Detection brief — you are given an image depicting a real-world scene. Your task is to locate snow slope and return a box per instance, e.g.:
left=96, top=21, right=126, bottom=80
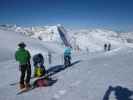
left=0, top=29, right=133, bottom=100
left=69, top=29, right=125, bottom=52
left=0, top=29, right=65, bottom=62
left=0, top=47, right=133, bottom=100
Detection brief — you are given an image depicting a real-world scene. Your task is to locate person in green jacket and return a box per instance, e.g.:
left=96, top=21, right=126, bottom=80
left=15, top=42, right=31, bottom=89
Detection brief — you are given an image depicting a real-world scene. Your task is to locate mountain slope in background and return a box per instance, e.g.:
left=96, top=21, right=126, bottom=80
left=0, top=29, right=65, bottom=62
left=0, top=24, right=133, bottom=52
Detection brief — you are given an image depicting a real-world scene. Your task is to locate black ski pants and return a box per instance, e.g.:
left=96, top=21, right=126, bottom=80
left=20, top=64, right=31, bottom=85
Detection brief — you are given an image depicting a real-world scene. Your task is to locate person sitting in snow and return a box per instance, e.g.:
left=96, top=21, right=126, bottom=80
left=15, top=42, right=31, bottom=89
left=33, top=53, right=46, bottom=77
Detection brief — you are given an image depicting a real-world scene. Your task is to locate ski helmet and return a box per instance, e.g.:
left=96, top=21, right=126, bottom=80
left=18, top=42, right=26, bottom=48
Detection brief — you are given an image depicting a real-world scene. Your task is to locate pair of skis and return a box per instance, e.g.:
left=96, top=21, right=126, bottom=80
left=17, top=74, right=57, bottom=95
left=15, top=72, right=55, bottom=95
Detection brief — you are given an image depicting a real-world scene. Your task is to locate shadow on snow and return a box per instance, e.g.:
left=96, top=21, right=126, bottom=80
left=103, top=85, right=133, bottom=100
left=46, top=60, right=81, bottom=76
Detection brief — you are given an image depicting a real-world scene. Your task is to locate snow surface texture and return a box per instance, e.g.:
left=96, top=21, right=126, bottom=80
left=0, top=27, right=133, bottom=100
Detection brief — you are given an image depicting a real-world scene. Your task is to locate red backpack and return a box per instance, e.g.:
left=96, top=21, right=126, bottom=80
left=36, top=79, right=48, bottom=87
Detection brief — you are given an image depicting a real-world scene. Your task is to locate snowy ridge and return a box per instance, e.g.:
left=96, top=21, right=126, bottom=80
left=0, top=24, right=70, bottom=46
left=57, top=25, right=72, bottom=47
left=1, top=24, right=133, bottom=52
left=0, top=29, right=65, bottom=62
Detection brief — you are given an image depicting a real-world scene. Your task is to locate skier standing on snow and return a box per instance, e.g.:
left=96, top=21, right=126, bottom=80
left=108, top=43, right=111, bottom=51
left=104, top=43, right=107, bottom=51
left=64, top=46, right=71, bottom=67
left=15, top=42, right=31, bottom=89
left=33, top=53, right=46, bottom=77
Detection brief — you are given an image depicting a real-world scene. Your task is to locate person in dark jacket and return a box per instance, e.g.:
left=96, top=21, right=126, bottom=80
left=33, top=53, right=46, bottom=77
left=104, top=43, right=107, bottom=51
left=15, top=42, right=31, bottom=89
left=108, top=43, right=111, bottom=51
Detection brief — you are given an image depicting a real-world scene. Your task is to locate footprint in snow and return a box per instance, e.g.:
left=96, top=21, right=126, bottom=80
left=70, top=80, right=81, bottom=87
left=58, top=90, right=67, bottom=95
left=52, top=89, right=67, bottom=100
left=52, top=94, right=60, bottom=100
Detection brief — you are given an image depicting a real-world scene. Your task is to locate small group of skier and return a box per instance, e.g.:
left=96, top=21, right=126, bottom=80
left=15, top=42, right=72, bottom=90
left=104, top=43, right=111, bottom=51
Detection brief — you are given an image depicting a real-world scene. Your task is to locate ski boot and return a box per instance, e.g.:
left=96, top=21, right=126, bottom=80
left=19, top=83, right=25, bottom=89
left=25, top=83, right=31, bottom=89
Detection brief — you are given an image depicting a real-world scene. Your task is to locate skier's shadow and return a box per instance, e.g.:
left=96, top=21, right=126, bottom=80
left=46, top=60, right=81, bottom=77
left=103, top=85, right=133, bottom=100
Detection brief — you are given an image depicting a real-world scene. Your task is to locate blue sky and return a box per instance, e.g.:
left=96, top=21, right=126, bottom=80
left=0, top=0, right=133, bottom=31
